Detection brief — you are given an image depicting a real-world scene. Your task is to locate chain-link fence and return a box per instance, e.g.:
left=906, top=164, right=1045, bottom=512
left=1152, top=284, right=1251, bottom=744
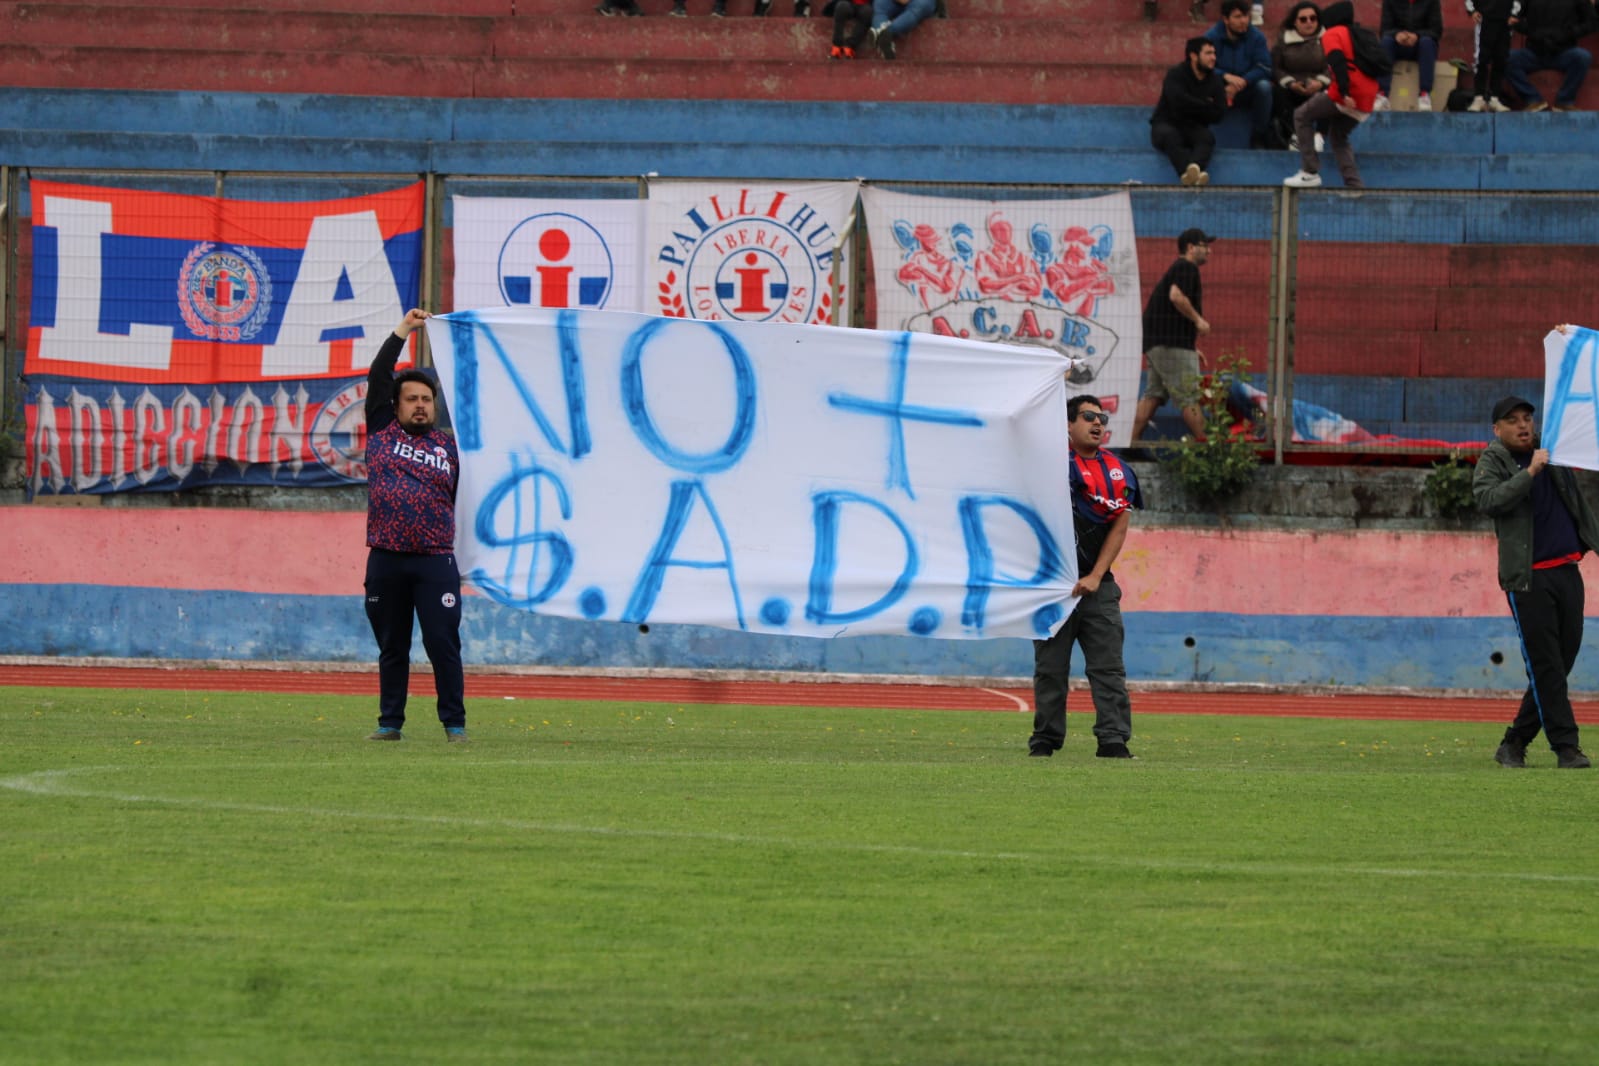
left=8, top=169, right=1595, bottom=466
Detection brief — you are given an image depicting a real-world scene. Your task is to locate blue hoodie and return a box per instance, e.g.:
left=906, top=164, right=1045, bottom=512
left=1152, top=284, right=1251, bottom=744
left=1204, top=18, right=1273, bottom=84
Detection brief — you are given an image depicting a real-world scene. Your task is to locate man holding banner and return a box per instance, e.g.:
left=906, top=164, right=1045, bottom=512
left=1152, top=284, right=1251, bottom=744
left=1029, top=394, right=1143, bottom=760
left=1473, top=391, right=1595, bottom=770
left=362, top=309, right=468, bottom=744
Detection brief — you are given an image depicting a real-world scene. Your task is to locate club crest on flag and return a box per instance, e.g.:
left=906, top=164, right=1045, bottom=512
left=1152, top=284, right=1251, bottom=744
left=177, top=242, right=274, bottom=342
left=647, top=181, right=858, bottom=326
left=497, top=212, right=615, bottom=309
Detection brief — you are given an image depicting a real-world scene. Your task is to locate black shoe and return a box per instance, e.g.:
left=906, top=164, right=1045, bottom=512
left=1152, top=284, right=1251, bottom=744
left=875, top=24, right=895, bottom=58
left=1494, top=740, right=1527, bottom=768
left=711, top=0, right=726, bottom=13
left=1096, top=742, right=1137, bottom=759
left=754, top=0, right=772, bottom=13
left=1143, top=0, right=1157, bottom=18
left=670, top=2, right=687, bottom=14
left=1028, top=747, right=1053, bottom=758
left=1556, top=746, right=1592, bottom=769
left=795, top=0, right=811, bottom=14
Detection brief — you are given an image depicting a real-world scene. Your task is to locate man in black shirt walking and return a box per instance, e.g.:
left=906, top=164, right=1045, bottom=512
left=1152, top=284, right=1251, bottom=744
left=1131, top=228, right=1214, bottom=443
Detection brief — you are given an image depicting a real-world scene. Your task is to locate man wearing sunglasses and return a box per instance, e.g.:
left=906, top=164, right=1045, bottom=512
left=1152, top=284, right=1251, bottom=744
left=1029, top=393, right=1144, bottom=760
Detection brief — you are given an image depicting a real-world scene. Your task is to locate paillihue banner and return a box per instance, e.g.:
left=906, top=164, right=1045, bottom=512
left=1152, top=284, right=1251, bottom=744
left=451, top=196, right=646, bottom=314
left=644, top=180, right=857, bottom=325
left=1543, top=324, right=1599, bottom=469
left=425, top=307, right=1077, bottom=640
left=861, top=189, right=1141, bottom=446
left=23, top=181, right=423, bottom=495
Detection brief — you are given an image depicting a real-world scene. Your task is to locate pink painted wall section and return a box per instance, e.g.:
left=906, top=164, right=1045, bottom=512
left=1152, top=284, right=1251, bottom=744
left=9, top=507, right=368, bottom=597
left=6, top=507, right=1593, bottom=619
left=1117, top=528, right=1599, bottom=618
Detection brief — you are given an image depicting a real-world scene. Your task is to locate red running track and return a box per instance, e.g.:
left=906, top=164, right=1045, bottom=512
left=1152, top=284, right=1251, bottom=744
left=2, top=663, right=1592, bottom=724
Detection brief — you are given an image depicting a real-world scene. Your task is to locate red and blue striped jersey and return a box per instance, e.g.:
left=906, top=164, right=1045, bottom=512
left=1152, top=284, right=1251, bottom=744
left=1069, top=448, right=1141, bottom=570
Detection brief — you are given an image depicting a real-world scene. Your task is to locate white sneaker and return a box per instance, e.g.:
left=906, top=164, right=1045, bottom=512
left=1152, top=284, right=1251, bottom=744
left=1373, top=93, right=1391, bottom=112
left=1181, top=162, right=1203, bottom=186
left=1467, top=96, right=1487, bottom=112
left=1287, top=134, right=1300, bottom=151
left=1250, top=2, right=1264, bottom=23
left=1283, top=169, right=1322, bottom=187
left=1417, top=92, right=1432, bottom=111
left=1314, top=132, right=1325, bottom=152
left=1488, top=97, right=1511, bottom=112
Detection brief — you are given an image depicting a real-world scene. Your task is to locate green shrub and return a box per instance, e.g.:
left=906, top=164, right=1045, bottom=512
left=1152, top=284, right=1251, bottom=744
left=1160, top=350, right=1261, bottom=504
left=1424, top=451, right=1477, bottom=518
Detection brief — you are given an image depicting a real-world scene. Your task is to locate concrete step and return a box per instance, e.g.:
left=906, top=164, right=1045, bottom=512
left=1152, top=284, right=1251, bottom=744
left=0, top=3, right=498, bottom=56
left=0, top=44, right=1170, bottom=104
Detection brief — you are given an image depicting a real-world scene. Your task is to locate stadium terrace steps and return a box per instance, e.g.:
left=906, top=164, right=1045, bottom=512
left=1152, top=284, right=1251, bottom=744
left=3, top=1, right=1593, bottom=110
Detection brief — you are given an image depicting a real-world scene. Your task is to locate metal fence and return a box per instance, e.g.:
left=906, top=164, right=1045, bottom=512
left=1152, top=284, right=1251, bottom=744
left=8, top=168, right=1597, bottom=465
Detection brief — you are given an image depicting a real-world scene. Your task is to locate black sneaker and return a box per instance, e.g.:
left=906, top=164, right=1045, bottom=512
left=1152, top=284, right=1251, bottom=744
left=711, top=0, right=726, bottom=13
left=1494, top=740, right=1527, bottom=768
left=1556, top=746, right=1591, bottom=769
left=670, top=2, right=687, bottom=14
left=1028, top=747, right=1053, bottom=758
left=1096, top=742, right=1137, bottom=759
left=754, top=0, right=772, bottom=14
left=795, top=0, right=811, bottom=14
left=875, top=24, right=895, bottom=59
left=367, top=727, right=403, bottom=741
left=596, top=2, right=619, bottom=13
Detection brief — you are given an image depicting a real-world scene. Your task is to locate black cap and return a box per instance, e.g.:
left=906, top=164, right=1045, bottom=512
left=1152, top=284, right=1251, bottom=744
left=1491, top=395, right=1535, bottom=422
left=1178, top=227, right=1217, bottom=251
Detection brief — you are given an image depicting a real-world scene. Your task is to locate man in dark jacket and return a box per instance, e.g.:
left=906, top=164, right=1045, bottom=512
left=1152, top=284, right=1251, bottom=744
left=1472, top=391, right=1598, bottom=770
left=1205, top=0, right=1276, bottom=145
left=1375, top=0, right=1445, bottom=110
left=1151, top=37, right=1228, bottom=185
left=1506, top=0, right=1596, bottom=109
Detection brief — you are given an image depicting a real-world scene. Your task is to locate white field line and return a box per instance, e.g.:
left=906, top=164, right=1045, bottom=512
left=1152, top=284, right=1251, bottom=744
left=5, top=766, right=1598, bottom=885
left=979, top=686, right=1030, bottom=712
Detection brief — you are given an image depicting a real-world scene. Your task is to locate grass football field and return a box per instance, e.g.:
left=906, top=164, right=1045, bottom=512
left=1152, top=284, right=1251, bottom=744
left=2, top=684, right=1595, bottom=1065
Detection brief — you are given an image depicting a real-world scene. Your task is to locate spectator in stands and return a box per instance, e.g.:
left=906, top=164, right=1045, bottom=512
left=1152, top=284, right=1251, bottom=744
left=1506, top=0, right=1595, bottom=109
left=1465, top=0, right=1521, bottom=110
left=1150, top=37, right=1229, bottom=185
left=870, top=0, right=935, bottom=59
left=1274, top=3, right=1332, bottom=149
left=1473, top=387, right=1596, bottom=770
left=1374, top=0, right=1445, bottom=110
left=1284, top=0, right=1374, bottom=187
left=1131, top=228, right=1214, bottom=444
left=825, top=0, right=873, bottom=54
left=1206, top=0, right=1278, bottom=147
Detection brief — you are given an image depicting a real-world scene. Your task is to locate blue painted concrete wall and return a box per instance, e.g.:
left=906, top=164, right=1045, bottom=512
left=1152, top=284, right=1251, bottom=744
left=0, top=583, right=1556, bottom=691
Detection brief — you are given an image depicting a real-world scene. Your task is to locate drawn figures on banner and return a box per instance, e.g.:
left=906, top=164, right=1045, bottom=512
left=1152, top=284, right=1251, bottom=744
left=656, top=188, right=841, bottom=325
left=888, top=213, right=1122, bottom=385
left=497, top=212, right=615, bottom=310
left=444, top=312, right=1068, bottom=639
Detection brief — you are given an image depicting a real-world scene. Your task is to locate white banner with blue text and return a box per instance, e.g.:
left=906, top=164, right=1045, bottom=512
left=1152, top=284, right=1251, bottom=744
left=644, top=180, right=857, bottom=325
left=452, top=196, right=646, bottom=314
left=1542, top=324, right=1599, bottom=470
left=860, top=188, right=1142, bottom=447
left=424, top=307, right=1078, bottom=640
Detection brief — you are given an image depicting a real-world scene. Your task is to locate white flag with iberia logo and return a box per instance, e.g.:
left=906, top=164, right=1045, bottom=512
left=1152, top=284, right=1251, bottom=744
left=452, top=196, right=646, bottom=314
left=644, top=180, right=858, bottom=325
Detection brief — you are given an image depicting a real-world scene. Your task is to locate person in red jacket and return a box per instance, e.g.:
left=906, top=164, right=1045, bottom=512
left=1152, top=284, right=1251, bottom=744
left=1284, top=0, right=1375, bottom=188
